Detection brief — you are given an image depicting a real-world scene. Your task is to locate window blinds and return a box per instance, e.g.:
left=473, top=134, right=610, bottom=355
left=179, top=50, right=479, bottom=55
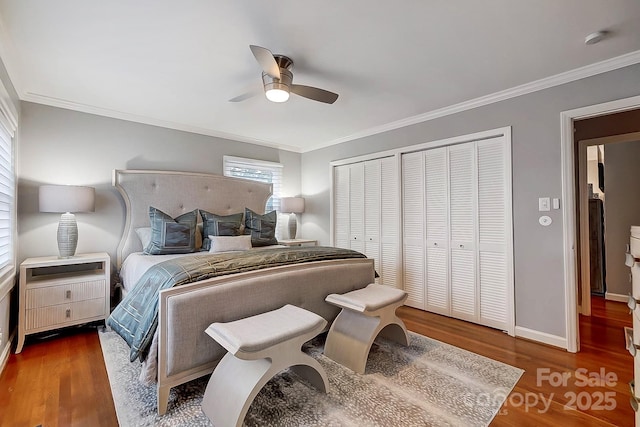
left=0, top=103, right=15, bottom=271
left=222, top=155, right=283, bottom=213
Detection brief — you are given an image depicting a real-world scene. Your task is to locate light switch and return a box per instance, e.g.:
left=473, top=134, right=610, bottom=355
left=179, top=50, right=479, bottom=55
left=538, top=197, right=550, bottom=211
left=552, top=198, right=560, bottom=210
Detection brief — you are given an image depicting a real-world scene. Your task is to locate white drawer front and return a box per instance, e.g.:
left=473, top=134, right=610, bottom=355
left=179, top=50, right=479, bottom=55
left=25, top=298, right=105, bottom=330
left=633, top=265, right=640, bottom=299
left=26, top=279, right=105, bottom=309
left=632, top=236, right=640, bottom=258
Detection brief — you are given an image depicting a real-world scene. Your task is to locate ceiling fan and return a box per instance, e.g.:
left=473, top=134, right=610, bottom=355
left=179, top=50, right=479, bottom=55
left=229, top=45, right=339, bottom=104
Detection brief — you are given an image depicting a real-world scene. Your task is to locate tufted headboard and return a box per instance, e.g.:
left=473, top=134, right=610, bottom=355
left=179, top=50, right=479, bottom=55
left=112, top=169, right=272, bottom=269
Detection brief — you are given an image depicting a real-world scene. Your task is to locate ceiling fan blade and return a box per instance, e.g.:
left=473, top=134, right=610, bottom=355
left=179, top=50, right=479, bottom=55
left=249, top=45, right=281, bottom=79
left=291, top=84, right=339, bottom=104
left=229, top=89, right=261, bottom=102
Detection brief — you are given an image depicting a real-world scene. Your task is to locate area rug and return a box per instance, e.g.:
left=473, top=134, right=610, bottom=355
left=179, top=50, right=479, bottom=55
left=99, top=330, right=523, bottom=426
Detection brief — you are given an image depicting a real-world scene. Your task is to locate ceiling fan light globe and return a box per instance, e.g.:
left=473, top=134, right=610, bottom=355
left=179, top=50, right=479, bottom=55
left=266, top=88, right=290, bottom=103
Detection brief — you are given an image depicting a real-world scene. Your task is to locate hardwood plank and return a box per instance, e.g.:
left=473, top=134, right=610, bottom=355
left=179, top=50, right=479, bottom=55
left=0, top=326, right=118, bottom=427
left=0, top=296, right=632, bottom=426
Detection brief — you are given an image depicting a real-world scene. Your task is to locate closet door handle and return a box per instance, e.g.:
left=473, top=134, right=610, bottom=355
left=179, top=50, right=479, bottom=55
left=65, top=290, right=71, bottom=299
left=65, top=309, right=71, bottom=318
left=459, top=244, right=464, bottom=248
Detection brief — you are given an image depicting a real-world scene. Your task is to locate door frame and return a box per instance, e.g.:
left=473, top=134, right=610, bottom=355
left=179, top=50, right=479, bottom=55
left=561, top=95, right=640, bottom=353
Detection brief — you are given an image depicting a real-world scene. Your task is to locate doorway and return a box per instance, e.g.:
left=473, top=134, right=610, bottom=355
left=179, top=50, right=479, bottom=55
left=577, top=132, right=640, bottom=317
left=561, top=95, right=640, bottom=353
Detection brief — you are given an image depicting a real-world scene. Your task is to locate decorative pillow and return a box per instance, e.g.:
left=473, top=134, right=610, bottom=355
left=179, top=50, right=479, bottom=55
left=244, top=208, right=278, bottom=247
left=136, top=225, right=203, bottom=251
left=144, top=207, right=198, bottom=255
left=208, top=235, right=252, bottom=253
left=200, top=210, right=243, bottom=251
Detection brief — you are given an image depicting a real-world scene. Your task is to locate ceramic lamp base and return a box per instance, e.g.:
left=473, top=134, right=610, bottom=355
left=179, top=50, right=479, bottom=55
left=57, top=212, right=78, bottom=258
left=288, top=213, right=298, bottom=240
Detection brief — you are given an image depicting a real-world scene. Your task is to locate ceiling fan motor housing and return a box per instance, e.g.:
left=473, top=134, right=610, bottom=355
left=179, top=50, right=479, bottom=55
left=262, top=68, right=293, bottom=93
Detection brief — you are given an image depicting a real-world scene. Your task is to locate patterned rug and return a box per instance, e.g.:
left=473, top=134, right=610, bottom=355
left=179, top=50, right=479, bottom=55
left=99, top=329, right=522, bottom=426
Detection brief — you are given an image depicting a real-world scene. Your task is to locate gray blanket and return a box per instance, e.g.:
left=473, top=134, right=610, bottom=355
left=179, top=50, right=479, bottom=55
left=107, top=246, right=366, bottom=361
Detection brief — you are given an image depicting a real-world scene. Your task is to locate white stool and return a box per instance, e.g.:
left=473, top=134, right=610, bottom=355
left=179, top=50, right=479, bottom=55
left=324, top=283, right=409, bottom=374
left=201, top=304, right=329, bottom=427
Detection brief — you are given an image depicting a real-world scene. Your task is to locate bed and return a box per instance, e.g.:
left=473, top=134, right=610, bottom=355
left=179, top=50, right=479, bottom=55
left=109, top=169, right=376, bottom=415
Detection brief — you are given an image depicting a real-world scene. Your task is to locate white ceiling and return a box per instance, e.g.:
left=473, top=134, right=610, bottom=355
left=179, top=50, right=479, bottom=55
left=1, top=1, right=639, bottom=153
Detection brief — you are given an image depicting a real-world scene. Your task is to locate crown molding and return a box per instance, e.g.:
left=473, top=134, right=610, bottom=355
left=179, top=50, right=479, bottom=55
left=22, top=92, right=303, bottom=153
left=303, top=49, right=640, bottom=153
left=11, top=48, right=640, bottom=154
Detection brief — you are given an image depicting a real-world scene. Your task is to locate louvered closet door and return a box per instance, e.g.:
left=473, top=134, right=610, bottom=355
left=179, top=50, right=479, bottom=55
left=364, top=159, right=381, bottom=283
left=477, top=137, right=509, bottom=330
left=402, top=152, right=425, bottom=308
left=380, top=157, right=400, bottom=288
left=333, top=165, right=351, bottom=249
left=349, top=162, right=365, bottom=253
left=448, top=143, right=477, bottom=322
left=424, top=148, right=449, bottom=315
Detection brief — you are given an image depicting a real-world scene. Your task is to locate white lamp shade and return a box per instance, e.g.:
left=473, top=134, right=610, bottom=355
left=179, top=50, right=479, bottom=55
left=39, top=185, right=95, bottom=213
left=280, top=197, right=304, bottom=214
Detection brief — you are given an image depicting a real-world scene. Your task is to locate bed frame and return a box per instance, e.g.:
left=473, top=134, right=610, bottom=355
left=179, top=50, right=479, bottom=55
left=112, top=169, right=375, bottom=415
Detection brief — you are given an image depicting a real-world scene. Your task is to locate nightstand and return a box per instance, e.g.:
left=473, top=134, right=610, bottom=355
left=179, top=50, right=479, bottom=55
left=278, top=239, right=318, bottom=247
left=16, top=252, right=110, bottom=353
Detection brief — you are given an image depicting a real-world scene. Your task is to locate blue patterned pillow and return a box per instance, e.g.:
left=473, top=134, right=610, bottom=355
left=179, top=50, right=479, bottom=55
left=199, top=210, right=243, bottom=251
left=144, top=207, right=198, bottom=254
left=244, top=208, right=278, bottom=247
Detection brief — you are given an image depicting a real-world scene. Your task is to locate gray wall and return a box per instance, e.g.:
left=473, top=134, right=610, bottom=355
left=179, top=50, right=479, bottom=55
left=603, top=140, right=640, bottom=297
left=17, top=102, right=302, bottom=278
left=300, top=63, right=640, bottom=339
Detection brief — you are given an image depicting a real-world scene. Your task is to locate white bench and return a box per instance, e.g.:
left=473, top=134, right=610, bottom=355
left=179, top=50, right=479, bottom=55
left=324, top=283, right=409, bottom=374
left=201, top=304, right=329, bottom=427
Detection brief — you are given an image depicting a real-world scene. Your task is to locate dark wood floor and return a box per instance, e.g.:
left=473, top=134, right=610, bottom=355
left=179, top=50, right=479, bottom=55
left=0, top=296, right=633, bottom=426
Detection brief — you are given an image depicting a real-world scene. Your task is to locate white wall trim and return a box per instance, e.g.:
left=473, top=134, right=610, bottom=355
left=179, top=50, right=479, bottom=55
left=0, top=270, right=14, bottom=302
left=0, top=328, right=15, bottom=375
left=503, top=127, right=515, bottom=337
left=330, top=126, right=511, bottom=167
left=561, top=94, right=640, bottom=354
left=605, top=292, right=629, bottom=303
left=515, top=326, right=567, bottom=350
left=7, top=47, right=639, bottom=155
left=310, top=50, right=640, bottom=153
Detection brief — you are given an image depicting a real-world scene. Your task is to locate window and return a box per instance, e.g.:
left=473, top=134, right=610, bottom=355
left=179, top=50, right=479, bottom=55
left=223, top=155, right=284, bottom=239
left=0, top=86, right=17, bottom=274
left=223, top=156, right=283, bottom=212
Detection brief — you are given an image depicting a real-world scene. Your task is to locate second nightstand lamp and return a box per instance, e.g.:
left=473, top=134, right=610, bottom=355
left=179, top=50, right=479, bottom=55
left=280, top=197, right=305, bottom=239
left=39, top=185, right=95, bottom=258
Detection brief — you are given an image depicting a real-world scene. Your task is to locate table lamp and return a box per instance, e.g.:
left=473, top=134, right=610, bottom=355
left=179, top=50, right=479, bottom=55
left=39, top=185, right=95, bottom=257
left=280, top=197, right=305, bottom=239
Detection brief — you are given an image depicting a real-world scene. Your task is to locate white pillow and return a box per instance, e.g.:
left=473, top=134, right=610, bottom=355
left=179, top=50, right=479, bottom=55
left=135, top=227, right=152, bottom=249
left=208, top=235, right=252, bottom=253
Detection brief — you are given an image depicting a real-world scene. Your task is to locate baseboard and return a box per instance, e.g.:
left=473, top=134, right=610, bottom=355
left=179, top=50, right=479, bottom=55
left=515, top=326, right=567, bottom=350
left=0, top=329, right=14, bottom=376
left=605, top=292, right=628, bottom=303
